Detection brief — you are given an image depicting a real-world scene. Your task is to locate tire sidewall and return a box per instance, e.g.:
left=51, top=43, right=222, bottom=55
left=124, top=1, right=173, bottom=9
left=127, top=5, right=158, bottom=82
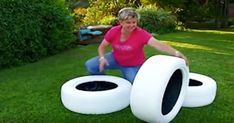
left=61, top=75, right=132, bottom=114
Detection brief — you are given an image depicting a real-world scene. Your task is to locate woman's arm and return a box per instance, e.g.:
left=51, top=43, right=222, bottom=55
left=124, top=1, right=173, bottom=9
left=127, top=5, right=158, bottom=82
left=147, top=37, right=188, bottom=64
left=98, top=39, right=110, bottom=72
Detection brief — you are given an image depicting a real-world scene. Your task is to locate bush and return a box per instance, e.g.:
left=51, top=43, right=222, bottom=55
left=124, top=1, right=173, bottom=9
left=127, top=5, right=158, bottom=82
left=79, top=0, right=127, bottom=26
left=100, top=15, right=118, bottom=25
left=136, top=6, right=178, bottom=34
left=228, top=17, right=234, bottom=26
left=0, top=0, right=76, bottom=69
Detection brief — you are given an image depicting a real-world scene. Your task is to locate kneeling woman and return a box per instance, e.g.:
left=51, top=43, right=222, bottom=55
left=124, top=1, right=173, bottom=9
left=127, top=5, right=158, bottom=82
left=85, top=7, right=188, bottom=83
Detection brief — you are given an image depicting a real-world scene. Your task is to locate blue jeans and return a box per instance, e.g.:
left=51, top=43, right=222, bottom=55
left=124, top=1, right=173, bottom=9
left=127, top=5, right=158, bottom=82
left=85, top=52, right=141, bottom=83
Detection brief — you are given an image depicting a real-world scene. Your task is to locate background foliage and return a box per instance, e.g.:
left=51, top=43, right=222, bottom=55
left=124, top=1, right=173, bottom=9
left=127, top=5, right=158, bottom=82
left=73, top=0, right=128, bottom=26
left=71, top=0, right=225, bottom=30
left=137, top=5, right=177, bottom=33
left=0, top=0, right=76, bottom=69
left=73, top=0, right=178, bottom=34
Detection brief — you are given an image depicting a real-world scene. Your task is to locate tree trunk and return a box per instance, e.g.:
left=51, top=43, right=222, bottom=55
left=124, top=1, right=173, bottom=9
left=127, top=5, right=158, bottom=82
left=215, top=0, right=221, bottom=28
left=215, top=0, right=229, bottom=28
left=223, top=0, right=229, bottom=27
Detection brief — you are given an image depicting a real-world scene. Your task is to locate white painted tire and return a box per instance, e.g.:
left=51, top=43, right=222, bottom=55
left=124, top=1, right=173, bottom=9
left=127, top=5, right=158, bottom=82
left=130, top=55, right=189, bottom=123
left=61, top=75, right=132, bottom=114
left=183, top=73, right=217, bottom=107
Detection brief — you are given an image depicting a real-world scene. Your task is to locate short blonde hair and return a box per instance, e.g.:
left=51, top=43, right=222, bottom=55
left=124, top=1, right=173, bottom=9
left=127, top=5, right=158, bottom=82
left=118, top=7, right=140, bottom=21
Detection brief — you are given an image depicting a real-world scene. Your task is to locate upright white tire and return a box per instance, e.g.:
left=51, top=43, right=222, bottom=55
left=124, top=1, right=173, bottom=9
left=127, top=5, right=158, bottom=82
left=61, top=75, right=132, bottom=114
left=130, top=55, right=189, bottom=123
left=183, top=73, right=217, bottom=107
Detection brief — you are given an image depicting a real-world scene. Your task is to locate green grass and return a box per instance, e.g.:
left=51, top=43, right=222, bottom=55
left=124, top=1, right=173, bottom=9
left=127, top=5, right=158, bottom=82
left=0, top=29, right=233, bottom=123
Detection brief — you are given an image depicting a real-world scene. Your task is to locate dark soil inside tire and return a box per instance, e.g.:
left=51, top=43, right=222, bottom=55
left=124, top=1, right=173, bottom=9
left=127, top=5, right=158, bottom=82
left=76, top=81, right=118, bottom=91
left=189, top=79, right=203, bottom=86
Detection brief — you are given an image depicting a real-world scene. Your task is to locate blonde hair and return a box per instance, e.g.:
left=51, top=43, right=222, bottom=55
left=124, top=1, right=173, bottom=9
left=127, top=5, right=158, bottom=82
left=118, top=7, right=140, bottom=21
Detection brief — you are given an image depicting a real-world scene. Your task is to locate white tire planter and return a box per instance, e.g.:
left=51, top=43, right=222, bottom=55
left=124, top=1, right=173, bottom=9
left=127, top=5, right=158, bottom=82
left=183, top=73, right=217, bottom=107
left=61, top=75, right=132, bottom=114
left=130, top=55, right=189, bottom=123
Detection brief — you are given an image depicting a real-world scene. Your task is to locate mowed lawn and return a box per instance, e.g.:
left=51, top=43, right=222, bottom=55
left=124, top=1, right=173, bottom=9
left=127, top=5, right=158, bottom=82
left=0, top=29, right=233, bottom=123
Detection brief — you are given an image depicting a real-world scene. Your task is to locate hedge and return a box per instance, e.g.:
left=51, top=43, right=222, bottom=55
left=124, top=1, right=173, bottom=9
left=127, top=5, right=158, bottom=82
left=0, top=0, right=76, bottom=69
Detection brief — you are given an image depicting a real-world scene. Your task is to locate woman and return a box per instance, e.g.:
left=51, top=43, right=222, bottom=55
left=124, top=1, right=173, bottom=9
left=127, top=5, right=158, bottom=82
left=85, top=7, right=188, bottom=83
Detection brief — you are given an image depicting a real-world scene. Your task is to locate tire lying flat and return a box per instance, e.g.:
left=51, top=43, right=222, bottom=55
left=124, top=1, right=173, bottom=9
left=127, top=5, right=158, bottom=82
left=183, top=73, right=217, bottom=107
left=130, top=55, right=189, bottom=123
left=61, top=75, right=132, bottom=114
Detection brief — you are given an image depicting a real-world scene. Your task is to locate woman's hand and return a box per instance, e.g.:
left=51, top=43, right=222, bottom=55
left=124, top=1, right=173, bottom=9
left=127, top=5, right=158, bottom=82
left=98, top=40, right=110, bottom=72
left=147, top=38, right=189, bottom=66
left=99, top=57, right=109, bottom=72
left=175, top=51, right=189, bottom=65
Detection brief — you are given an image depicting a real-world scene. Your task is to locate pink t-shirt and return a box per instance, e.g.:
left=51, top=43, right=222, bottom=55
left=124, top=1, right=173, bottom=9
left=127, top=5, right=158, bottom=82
left=104, top=25, right=152, bottom=67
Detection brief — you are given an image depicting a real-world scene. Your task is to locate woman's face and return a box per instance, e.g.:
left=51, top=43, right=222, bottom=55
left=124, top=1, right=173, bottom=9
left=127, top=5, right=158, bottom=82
left=119, top=17, right=137, bottom=33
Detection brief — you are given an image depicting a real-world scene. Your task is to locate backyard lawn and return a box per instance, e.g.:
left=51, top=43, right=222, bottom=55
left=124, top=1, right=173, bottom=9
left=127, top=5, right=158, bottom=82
left=0, top=29, right=233, bottom=123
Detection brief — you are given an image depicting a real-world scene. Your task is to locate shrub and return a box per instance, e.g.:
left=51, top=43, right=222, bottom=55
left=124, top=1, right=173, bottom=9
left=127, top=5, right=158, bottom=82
left=80, top=0, right=127, bottom=26
left=100, top=15, right=118, bottom=25
left=229, top=17, right=234, bottom=26
left=136, top=5, right=178, bottom=34
left=0, top=0, right=76, bottom=69
left=73, top=7, right=87, bottom=27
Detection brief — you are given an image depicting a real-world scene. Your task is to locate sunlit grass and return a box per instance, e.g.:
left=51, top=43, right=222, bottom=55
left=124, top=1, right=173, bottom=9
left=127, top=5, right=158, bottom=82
left=162, top=40, right=214, bottom=51
left=188, top=29, right=234, bottom=34
left=162, top=41, right=233, bottom=56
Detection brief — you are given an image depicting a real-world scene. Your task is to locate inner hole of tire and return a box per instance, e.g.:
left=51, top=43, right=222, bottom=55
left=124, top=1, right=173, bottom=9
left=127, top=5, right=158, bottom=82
left=189, top=79, right=203, bottom=86
left=76, top=81, right=118, bottom=91
left=162, top=69, right=183, bottom=115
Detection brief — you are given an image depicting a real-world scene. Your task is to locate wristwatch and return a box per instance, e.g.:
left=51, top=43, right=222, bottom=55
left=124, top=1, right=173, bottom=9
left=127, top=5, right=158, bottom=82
left=99, top=56, right=105, bottom=61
